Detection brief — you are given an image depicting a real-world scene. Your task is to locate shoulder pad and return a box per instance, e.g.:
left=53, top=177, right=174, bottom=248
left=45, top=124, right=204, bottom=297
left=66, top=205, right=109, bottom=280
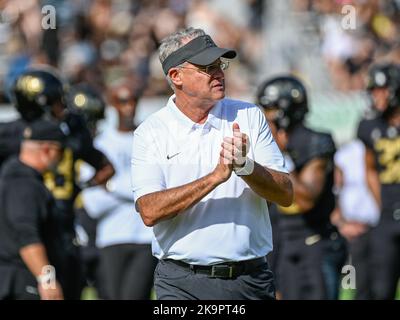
left=289, top=128, right=335, bottom=169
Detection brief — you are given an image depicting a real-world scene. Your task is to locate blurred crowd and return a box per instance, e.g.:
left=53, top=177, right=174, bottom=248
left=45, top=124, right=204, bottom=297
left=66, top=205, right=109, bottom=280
left=302, top=0, right=400, bottom=91
left=278, top=0, right=400, bottom=92
left=0, top=0, right=264, bottom=101
left=2, top=1, right=400, bottom=98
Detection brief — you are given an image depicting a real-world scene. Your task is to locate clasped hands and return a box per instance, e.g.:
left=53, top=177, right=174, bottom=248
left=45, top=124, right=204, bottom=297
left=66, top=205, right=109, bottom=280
left=219, top=122, right=249, bottom=170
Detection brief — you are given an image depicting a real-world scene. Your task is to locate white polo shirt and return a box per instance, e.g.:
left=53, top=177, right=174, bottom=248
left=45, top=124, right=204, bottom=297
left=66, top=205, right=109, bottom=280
left=131, top=95, right=288, bottom=265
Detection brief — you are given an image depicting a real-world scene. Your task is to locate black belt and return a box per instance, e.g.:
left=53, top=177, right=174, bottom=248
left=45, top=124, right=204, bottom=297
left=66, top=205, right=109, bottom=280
left=164, top=256, right=267, bottom=279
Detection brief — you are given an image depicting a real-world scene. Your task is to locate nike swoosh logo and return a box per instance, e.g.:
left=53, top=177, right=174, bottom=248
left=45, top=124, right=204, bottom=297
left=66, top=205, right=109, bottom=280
left=167, top=152, right=180, bottom=160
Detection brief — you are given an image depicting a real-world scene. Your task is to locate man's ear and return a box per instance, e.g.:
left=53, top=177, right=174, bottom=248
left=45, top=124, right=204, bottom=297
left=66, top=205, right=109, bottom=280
left=41, top=143, right=51, bottom=156
left=168, top=68, right=183, bottom=87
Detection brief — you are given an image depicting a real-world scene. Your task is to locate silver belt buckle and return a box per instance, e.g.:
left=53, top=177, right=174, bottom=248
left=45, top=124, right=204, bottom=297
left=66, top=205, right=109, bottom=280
left=210, top=265, right=234, bottom=278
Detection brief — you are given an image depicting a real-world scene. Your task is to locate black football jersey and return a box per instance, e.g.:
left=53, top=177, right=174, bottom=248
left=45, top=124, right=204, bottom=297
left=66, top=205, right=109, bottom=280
left=0, top=113, right=108, bottom=233
left=277, top=124, right=336, bottom=233
left=357, top=117, right=400, bottom=213
left=42, top=113, right=107, bottom=232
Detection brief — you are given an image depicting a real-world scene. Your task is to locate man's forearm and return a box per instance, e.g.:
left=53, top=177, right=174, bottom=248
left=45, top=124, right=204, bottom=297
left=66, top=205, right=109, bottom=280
left=365, top=148, right=381, bottom=208
left=91, top=163, right=115, bottom=186
left=366, top=168, right=381, bottom=208
left=240, top=161, right=293, bottom=207
left=289, top=175, right=318, bottom=212
left=19, top=243, right=51, bottom=278
left=20, top=243, right=63, bottom=300
left=137, top=172, right=223, bottom=226
left=286, top=158, right=328, bottom=212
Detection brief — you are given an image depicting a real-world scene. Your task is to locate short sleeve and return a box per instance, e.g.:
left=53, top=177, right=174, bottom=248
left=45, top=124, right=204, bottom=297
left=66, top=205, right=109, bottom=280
left=252, top=108, right=288, bottom=173
left=5, top=182, right=43, bottom=248
left=357, top=120, right=373, bottom=150
left=131, top=125, right=166, bottom=202
left=79, top=129, right=109, bottom=170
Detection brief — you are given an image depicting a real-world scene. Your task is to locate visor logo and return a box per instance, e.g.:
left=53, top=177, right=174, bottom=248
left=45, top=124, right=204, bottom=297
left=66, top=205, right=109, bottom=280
left=204, top=35, right=216, bottom=47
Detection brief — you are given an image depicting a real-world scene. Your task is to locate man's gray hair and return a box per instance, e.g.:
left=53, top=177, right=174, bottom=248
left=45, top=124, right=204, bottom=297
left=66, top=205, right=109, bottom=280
left=159, top=27, right=206, bottom=88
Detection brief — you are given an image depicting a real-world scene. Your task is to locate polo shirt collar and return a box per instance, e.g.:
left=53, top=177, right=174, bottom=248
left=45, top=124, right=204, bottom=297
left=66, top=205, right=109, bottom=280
left=207, top=100, right=222, bottom=130
left=167, top=95, right=195, bottom=133
left=167, top=95, right=222, bottom=133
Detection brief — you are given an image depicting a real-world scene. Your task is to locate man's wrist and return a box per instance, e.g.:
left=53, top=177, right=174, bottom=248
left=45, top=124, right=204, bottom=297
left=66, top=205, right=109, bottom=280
left=234, top=157, right=254, bottom=176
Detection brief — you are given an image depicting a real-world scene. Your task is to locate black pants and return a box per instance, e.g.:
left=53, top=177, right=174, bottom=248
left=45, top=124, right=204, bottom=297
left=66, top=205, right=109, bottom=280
left=266, top=206, right=281, bottom=290
left=347, top=230, right=372, bottom=300
left=57, top=244, right=84, bottom=300
left=100, top=243, right=157, bottom=300
left=277, top=229, right=347, bottom=300
left=154, top=259, right=275, bottom=300
left=369, top=217, right=400, bottom=300
left=0, top=251, right=81, bottom=300
left=75, top=207, right=105, bottom=297
left=0, top=266, right=39, bottom=300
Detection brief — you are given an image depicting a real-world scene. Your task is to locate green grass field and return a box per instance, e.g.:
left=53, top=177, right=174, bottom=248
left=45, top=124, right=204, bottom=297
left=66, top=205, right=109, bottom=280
left=339, top=282, right=400, bottom=300
left=81, top=284, right=400, bottom=300
left=80, top=287, right=157, bottom=300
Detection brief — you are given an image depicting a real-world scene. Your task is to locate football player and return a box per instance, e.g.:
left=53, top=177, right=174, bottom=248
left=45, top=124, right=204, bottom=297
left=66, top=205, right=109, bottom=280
left=257, top=75, right=347, bottom=300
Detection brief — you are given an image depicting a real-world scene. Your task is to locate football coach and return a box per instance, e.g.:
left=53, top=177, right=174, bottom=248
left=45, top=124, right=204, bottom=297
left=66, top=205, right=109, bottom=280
left=131, top=27, right=293, bottom=300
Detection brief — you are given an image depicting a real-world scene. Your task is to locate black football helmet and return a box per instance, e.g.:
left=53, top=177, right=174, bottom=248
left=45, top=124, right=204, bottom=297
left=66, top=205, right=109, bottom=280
left=67, top=83, right=106, bottom=132
left=386, top=84, right=400, bottom=113
left=256, top=75, right=308, bottom=130
left=11, top=67, right=68, bottom=122
left=366, top=63, right=400, bottom=91
left=366, top=63, right=400, bottom=116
